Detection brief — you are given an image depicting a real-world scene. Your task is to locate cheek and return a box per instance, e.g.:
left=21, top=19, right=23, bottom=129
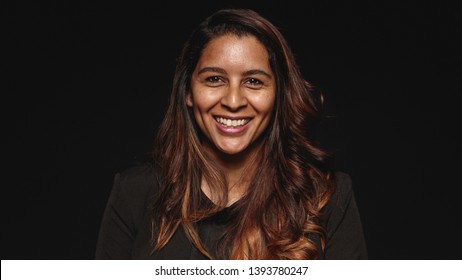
left=252, top=94, right=276, bottom=115
left=191, top=96, right=208, bottom=114
left=191, top=90, right=221, bottom=112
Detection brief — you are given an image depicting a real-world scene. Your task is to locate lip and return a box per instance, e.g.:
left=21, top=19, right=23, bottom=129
left=213, top=115, right=252, bottom=135
left=213, top=114, right=253, bottom=120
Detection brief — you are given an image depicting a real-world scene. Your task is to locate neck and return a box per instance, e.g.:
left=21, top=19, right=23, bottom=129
left=202, top=140, right=262, bottom=205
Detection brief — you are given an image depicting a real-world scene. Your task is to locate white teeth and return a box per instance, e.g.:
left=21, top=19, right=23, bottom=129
left=215, top=117, right=249, bottom=127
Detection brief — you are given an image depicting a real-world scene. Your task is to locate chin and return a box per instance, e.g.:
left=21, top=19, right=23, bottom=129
left=219, top=148, right=245, bottom=155
left=217, top=144, right=248, bottom=155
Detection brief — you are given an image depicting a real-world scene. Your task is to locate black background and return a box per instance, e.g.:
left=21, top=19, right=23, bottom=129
left=4, top=1, right=461, bottom=259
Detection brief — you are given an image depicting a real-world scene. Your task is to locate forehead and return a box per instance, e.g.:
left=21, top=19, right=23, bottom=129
left=196, top=34, right=271, bottom=70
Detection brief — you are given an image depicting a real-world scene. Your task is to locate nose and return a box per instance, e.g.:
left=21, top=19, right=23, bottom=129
left=220, top=83, right=248, bottom=111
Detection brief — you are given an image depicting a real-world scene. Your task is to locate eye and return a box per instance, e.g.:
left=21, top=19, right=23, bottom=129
left=205, top=76, right=224, bottom=84
left=245, top=78, right=263, bottom=88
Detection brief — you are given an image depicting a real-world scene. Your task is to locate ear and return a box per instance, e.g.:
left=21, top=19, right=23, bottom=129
left=186, top=92, right=193, bottom=107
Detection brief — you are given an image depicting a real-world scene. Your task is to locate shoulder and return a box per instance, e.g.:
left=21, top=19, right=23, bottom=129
left=322, top=171, right=355, bottom=227
left=322, top=171, right=368, bottom=259
left=332, top=171, right=354, bottom=204
left=109, top=161, right=161, bottom=215
left=95, top=162, right=161, bottom=259
left=115, top=162, right=159, bottom=193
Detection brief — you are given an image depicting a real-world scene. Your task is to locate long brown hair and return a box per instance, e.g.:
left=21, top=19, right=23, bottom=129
left=152, top=8, right=336, bottom=259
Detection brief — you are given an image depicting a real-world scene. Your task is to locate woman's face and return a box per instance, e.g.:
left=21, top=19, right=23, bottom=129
left=187, top=34, right=275, bottom=155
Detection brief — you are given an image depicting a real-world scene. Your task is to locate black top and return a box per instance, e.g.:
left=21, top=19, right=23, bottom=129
left=95, top=163, right=368, bottom=259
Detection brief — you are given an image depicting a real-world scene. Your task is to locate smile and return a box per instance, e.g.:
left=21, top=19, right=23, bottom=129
left=215, top=117, right=251, bottom=128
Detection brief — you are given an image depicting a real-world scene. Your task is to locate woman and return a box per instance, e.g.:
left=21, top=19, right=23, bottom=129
left=95, top=8, right=367, bottom=260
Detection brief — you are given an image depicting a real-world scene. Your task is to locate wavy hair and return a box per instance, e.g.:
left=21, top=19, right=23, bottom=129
left=152, top=8, right=336, bottom=259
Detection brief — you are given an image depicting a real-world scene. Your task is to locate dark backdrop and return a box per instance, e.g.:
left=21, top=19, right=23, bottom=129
left=5, top=1, right=461, bottom=259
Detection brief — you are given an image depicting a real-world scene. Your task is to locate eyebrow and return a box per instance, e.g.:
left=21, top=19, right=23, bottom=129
left=197, top=67, right=272, bottom=79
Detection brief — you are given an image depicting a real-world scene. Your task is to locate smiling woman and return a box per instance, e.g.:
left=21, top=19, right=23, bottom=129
left=188, top=35, right=275, bottom=155
left=187, top=35, right=275, bottom=205
left=95, top=8, right=368, bottom=260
